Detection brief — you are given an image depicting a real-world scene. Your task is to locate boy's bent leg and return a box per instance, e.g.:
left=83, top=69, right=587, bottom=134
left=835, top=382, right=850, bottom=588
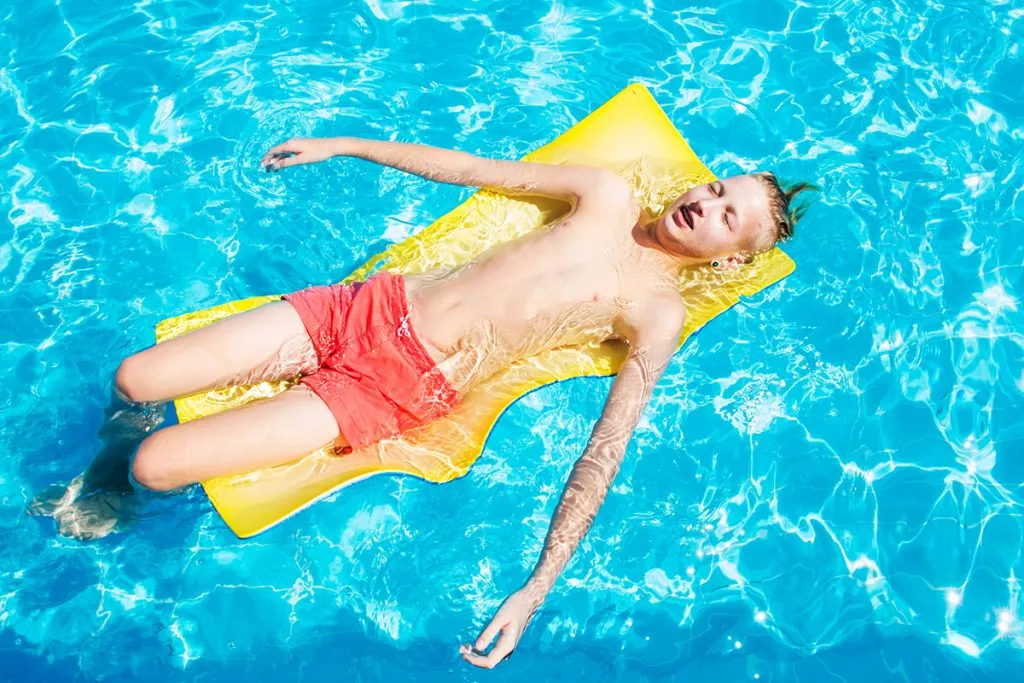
left=132, top=384, right=344, bottom=491
left=29, top=300, right=326, bottom=541
left=116, top=300, right=319, bottom=404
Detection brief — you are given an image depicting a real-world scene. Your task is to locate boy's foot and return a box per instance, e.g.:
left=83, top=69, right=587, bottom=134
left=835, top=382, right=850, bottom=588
left=27, top=396, right=163, bottom=541
left=27, top=475, right=133, bottom=541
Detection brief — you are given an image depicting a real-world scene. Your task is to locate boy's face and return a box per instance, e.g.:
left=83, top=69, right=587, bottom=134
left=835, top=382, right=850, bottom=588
left=652, top=174, right=771, bottom=262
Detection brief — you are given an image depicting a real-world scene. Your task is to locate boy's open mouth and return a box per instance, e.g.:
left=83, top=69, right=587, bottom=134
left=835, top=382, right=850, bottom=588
left=672, top=205, right=694, bottom=230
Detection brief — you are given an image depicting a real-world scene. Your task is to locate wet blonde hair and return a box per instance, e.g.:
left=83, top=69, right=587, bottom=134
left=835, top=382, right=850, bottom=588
left=754, top=172, right=818, bottom=248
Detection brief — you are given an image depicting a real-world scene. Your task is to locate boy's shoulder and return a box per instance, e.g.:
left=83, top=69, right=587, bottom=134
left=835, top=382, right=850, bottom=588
left=577, top=169, right=635, bottom=212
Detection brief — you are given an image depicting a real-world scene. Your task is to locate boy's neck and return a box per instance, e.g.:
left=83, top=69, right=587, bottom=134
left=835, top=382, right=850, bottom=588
left=631, top=210, right=707, bottom=277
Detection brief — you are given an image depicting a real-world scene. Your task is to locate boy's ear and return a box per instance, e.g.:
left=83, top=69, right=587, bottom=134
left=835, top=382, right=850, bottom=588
left=720, top=254, right=746, bottom=271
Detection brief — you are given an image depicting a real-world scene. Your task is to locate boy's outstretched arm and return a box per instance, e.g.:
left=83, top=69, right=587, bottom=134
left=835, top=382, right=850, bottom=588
left=460, top=295, right=686, bottom=669
left=260, top=136, right=628, bottom=203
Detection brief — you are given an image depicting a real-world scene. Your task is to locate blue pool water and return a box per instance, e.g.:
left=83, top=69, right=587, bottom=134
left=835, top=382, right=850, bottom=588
left=2, top=0, right=1023, bottom=680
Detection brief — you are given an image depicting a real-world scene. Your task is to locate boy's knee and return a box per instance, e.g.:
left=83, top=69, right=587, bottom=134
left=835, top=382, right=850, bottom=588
left=131, top=433, right=183, bottom=492
left=115, top=354, right=159, bottom=404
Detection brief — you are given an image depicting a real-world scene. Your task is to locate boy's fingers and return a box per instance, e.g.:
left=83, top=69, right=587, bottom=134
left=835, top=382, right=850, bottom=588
left=261, top=142, right=300, bottom=168
left=462, top=649, right=502, bottom=669
left=274, top=155, right=302, bottom=170
left=262, top=150, right=288, bottom=161
left=480, top=631, right=516, bottom=669
left=460, top=628, right=517, bottom=669
left=474, top=619, right=503, bottom=651
left=266, top=141, right=296, bottom=157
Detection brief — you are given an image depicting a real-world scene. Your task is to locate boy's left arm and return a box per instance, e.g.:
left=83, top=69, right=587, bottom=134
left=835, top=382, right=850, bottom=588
left=461, top=296, right=686, bottom=669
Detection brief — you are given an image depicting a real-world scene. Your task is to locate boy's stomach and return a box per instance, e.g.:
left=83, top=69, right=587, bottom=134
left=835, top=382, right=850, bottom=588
left=406, top=273, right=621, bottom=394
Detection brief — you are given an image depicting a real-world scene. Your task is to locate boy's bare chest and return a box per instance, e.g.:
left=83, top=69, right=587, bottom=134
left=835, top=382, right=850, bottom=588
left=479, top=211, right=641, bottom=296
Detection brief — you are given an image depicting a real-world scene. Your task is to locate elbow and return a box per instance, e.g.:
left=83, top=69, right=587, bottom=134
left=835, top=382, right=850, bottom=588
left=576, top=448, right=625, bottom=480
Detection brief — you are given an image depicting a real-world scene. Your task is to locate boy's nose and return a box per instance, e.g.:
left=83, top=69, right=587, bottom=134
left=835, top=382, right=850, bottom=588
left=687, top=201, right=703, bottom=217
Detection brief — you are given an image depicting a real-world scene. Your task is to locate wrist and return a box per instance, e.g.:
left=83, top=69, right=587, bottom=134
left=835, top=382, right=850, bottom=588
left=520, top=579, right=550, bottom=607
left=327, top=136, right=356, bottom=157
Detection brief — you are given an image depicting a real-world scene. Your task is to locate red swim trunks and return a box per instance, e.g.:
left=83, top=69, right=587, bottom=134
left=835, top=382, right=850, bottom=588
left=282, top=271, right=458, bottom=453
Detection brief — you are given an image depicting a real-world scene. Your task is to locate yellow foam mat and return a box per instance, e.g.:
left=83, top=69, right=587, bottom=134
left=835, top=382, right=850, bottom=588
left=155, top=84, right=795, bottom=537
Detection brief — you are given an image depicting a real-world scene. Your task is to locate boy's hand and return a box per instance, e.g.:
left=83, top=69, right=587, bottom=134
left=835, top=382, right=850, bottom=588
left=460, top=588, right=542, bottom=669
left=260, top=137, right=345, bottom=172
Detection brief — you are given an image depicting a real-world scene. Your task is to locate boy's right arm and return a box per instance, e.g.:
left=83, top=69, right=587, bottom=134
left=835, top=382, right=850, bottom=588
left=260, top=136, right=629, bottom=205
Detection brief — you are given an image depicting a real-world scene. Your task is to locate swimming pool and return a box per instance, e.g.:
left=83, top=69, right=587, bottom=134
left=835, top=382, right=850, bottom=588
left=2, top=0, right=1022, bottom=680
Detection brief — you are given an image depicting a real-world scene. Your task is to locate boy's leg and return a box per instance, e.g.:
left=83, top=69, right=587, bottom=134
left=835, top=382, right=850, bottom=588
left=131, top=384, right=344, bottom=491
left=28, top=384, right=345, bottom=539
left=28, top=299, right=323, bottom=539
left=115, top=300, right=319, bottom=403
